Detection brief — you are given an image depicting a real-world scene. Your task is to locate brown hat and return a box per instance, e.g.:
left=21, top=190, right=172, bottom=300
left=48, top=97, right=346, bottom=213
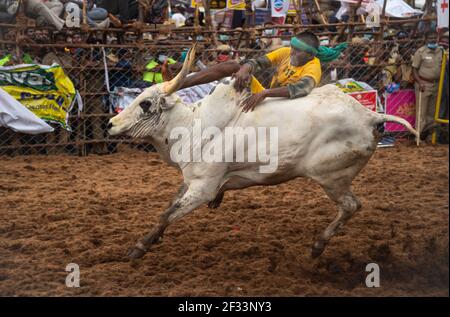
left=216, top=44, right=231, bottom=52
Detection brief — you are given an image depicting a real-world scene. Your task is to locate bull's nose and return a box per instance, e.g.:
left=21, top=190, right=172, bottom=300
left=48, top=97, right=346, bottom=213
left=107, top=122, right=113, bottom=130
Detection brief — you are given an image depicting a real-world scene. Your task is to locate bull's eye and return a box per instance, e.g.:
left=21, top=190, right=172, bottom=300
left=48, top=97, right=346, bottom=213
left=139, top=100, right=152, bottom=112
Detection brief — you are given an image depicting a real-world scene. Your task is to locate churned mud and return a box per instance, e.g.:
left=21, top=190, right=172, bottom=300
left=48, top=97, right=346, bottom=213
left=0, top=143, right=448, bottom=296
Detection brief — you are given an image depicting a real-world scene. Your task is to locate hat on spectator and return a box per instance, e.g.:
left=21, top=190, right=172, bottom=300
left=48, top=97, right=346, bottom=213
left=351, top=36, right=363, bottom=44
left=216, top=44, right=231, bottom=52
left=107, top=53, right=119, bottom=63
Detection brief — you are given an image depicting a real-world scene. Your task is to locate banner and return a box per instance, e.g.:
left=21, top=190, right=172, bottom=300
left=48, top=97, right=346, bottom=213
left=226, top=0, right=246, bottom=10
left=271, top=0, right=290, bottom=17
left=348, top=91, right=378, bottom=112
left=337, top=0, right=422, bottom=18
left=385, top=89, right=416, bottom=132
left=288, top=0, right=297, bottom=14
left=191, top=0, right=227, bottom=9
left=0, top=64, right=77, bottom=131
left=0, top=87, right=54, bottom=134
left=375, top=0, right=422, bottom=18
left=437, top=0, right=449, bottom=28
left=191, top=0, right=203, bottom=8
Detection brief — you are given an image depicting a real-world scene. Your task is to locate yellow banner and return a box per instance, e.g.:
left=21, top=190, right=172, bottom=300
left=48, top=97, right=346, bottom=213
left=227, top=0, right=246, bottom=10
left=191, top=0, right=203, bottom=7
left=288, top=0, right=298, bottom=14
left=0, top=64, right=76, bottom=130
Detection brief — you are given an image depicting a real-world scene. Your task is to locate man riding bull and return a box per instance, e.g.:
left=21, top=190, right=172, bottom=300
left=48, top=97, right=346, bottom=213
left=178, top=31, right=348, bottom=112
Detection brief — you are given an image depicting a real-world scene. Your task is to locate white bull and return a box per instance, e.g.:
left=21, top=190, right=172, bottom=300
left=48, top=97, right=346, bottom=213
left=108, top=46, right=418, bottom=259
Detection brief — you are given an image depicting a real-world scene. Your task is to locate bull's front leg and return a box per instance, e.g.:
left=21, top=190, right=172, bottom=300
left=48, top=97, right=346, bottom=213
left=128, top=182, right=215, bottom=259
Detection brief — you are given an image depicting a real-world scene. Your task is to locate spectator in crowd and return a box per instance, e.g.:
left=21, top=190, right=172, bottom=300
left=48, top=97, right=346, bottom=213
left=31, top=28, right=50, bottom=43
left=412, top=31, right=444, bottom=141
left=61, top=0, right=110, bottom=28
left=109, top=48, right=134, bottom=90
left=142, top=52, right=177, bottom=85
left=382, top=31, right=414, bottom=89
left=217, top=23, right=231, bottom=43
left=171, top=4, right=186, bottom=28
left=25, top=0, right=65, bottom=31
left=41, top=31, right=73, bottom=68
left=439, top=28, right=449, bottom=53
left=96, top=0, right=138, bottom=26
left=259, top=22, right=283, bottom=51
left=145, top=0, right=168, bottom=24
left=395, top=31, right=415, bottom=89
left=0, top=0, right=19, bottom=23
left=215, top=44, right=232, bottom=64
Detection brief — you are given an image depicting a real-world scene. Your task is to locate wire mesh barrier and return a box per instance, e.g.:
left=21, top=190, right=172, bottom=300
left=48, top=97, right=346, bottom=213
left=0, top=24, right=444, bottom=156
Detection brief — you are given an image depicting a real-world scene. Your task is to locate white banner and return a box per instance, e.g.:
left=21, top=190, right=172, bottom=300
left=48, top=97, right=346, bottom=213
left=337, top=0, right=422, bottom=18
left=271, top=0, right=290, bottom=17
left=0, top=88, right=54, bottom=134
left=375, top=0, right=422, bottom=18
left=437, top=0, right=449, bottom=28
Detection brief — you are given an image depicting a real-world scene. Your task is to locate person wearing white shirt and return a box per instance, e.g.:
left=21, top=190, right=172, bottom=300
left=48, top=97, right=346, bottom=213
left=171, top=6, right=186, bottom=28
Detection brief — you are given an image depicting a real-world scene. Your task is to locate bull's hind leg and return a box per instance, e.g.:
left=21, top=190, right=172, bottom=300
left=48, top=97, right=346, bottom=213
left=128, top=182, right=213, bottom=259
left=311, top=182, right=362, bottom=258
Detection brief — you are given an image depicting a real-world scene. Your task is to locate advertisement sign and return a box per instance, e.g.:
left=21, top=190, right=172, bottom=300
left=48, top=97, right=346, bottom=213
left=348, top=91, right=378, bottom=112
left=271, top=0, right=290, bottom=17
left=385, top=89, right=416, bottom=132
left=288, top=0, right=297, bottom=14
left=0, top=64, right=76, bottom=130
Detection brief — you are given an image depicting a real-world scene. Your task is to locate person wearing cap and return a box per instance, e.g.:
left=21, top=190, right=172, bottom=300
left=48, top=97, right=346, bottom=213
left=412, top=31, right=445, bottom=140
left=439, top=29, right=449, bottom=53
left=179, top=31, right=347, bottom=112
left=215, top=44, right=232, bottom=64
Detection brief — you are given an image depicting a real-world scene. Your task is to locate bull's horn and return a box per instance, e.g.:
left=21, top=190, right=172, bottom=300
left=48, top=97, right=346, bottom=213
left=163, top=43, right=197, bottom=95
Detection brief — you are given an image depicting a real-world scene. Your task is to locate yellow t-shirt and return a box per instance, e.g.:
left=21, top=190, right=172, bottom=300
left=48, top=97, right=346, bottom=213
left=266, top=47, right=322, bottom=88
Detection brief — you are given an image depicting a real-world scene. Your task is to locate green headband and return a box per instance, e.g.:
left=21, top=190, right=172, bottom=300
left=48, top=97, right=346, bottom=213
left=290, top=37, right=318, bottom=56
left=290, top=37, right=349, bottom=63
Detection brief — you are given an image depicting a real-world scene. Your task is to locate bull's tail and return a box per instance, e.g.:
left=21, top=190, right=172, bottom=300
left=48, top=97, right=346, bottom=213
left=373, top=113, right=419, bottom=140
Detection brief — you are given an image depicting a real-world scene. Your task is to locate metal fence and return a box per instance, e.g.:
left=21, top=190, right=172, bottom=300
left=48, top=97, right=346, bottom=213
left=0, top=24, right=439, bottom=156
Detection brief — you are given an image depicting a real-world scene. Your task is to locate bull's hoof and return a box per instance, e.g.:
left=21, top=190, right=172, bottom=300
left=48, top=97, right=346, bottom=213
left=208, top=192, right=224, bottom=209
left=207, top=200, right=221, bottom=209
left=311, top=240, right=327, bottom=259
left=128, top=247, right=146, bottom=259
left=128, top=242, right=147, bottom=259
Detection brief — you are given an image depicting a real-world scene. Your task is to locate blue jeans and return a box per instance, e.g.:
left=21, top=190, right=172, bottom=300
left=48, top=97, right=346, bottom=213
left=0, top=12, right=14, bottom=23
left=84, top=7, right=108, bottom=26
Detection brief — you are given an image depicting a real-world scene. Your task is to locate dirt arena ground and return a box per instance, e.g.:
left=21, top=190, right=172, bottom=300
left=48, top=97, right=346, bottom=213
left=0, top=143, right=448, bottom=296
